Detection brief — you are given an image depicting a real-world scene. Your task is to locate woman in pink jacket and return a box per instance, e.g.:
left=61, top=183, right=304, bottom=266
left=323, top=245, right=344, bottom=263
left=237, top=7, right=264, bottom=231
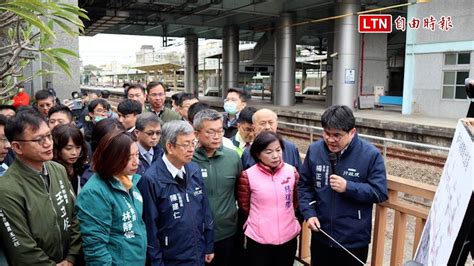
left=237, top=131, right=301, bottom=266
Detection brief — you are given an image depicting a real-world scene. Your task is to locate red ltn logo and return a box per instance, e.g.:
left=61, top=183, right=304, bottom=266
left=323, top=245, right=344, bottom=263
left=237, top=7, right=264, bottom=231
left=358, top=15, right=392, bottom=33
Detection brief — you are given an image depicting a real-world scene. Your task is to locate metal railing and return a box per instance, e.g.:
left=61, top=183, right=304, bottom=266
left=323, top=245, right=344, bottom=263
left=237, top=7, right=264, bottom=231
left=296, top=175, right=437, bottom=265
left=278, top=121, right=450, bottom=158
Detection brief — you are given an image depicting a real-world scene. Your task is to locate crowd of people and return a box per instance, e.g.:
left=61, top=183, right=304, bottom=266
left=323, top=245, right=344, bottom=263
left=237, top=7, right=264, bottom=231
left=0, top=82, right=388, bottom=266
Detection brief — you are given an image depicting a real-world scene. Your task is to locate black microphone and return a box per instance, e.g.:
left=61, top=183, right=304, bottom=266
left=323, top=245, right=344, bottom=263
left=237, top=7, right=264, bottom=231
left=329, top=153, right=338, bottom=175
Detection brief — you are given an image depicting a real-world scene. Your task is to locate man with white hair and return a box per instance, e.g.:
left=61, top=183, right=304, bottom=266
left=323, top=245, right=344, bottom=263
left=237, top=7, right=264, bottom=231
left=137, top=120, right=214, bottom=265
left=240, top=108, right=301, bottom=170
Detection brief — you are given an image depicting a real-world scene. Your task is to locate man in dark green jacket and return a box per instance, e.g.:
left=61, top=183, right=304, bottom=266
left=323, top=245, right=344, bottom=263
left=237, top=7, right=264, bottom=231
left=192, top=109, right=242, bottom=266
left=146, top=81, right=181, bottom=124
left=0, top=111, right=82, bottom=265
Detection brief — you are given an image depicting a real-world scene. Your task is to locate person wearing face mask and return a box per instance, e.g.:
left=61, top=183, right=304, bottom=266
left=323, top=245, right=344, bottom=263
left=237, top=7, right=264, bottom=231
left=223, top=88, right=248, bottom=139
left=81, top=99, right=111, bottom=142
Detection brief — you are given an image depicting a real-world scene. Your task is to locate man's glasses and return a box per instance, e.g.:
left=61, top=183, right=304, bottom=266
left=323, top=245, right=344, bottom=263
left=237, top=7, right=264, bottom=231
left=15, top=133, right=53, bottom=145
left=174, top=140, right=198, bottom=150
left=94, top=108, right=108, bottom=115
left=142, top=130, right=161, bottom=137
left=202, top=129, right=224, bottom=137
left=322, top=131, right=347, bottom=141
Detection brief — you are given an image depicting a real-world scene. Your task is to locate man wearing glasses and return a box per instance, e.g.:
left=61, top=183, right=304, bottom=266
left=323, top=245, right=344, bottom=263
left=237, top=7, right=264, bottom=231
left=230, top=106, right=257, bottom=157
left=0, top=111, right=81, bottom=265
left=192, top=109, right=242, bottom=266
left=135, top=112, right=163, bottom=176
left=138, top=120, right=214, bottom=265
left=298, top=105, right=388, bottom=265
left=146, top=81, right=181, bottom=124
left=82, top=98, right=111, bottom=142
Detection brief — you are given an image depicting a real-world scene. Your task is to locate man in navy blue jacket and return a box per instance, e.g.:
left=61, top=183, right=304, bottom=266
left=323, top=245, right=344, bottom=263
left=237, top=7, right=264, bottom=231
left=240, top=108, right=301, bottom=171
left=298, top=105, right=388, bottom=265
left=137, top=120, right=214, bottom=266
left=134, top=112, right=164, bottom=177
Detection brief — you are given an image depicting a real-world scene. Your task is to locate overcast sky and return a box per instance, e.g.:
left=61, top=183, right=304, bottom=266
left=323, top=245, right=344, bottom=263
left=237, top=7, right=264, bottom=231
left=79, top=34, right=175, bottom=66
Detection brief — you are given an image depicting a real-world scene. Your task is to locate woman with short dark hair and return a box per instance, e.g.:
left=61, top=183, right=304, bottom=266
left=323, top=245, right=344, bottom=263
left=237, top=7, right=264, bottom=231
left=52, top=124, right=88, bottom=194
left=237, top=131, right=301, bottom=266
left=76, top=130, right=147, bottom=265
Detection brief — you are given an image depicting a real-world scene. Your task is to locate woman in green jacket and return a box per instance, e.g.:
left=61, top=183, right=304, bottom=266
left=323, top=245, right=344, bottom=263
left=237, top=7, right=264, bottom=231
left=76, top=130, right=147, bottom=265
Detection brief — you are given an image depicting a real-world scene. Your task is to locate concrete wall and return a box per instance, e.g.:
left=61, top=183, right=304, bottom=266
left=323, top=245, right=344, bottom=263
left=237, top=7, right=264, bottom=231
left=412, top=52, right=473, bottom=118
left=40, top=0, right=80, bottom=101
left=416, top=0, right=474, bottom=44
left=360, top=33, right=388, bottom=95
left=409, top=0, right=474, bottom=118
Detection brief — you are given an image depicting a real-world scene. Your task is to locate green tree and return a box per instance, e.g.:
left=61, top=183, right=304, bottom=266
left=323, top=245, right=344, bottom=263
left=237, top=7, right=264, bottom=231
left=0, top=0, right=88, bottom=100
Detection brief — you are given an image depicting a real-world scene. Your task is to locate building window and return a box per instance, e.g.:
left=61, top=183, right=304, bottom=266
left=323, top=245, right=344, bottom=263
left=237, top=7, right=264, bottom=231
left=442, top=52, right=471, bottom=100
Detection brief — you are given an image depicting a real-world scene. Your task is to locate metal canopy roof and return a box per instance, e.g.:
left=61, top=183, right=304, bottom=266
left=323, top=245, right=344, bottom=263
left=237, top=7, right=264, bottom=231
left=79, top=0, right=408, bottom=47
left=133, top=62, right=182, bottom=72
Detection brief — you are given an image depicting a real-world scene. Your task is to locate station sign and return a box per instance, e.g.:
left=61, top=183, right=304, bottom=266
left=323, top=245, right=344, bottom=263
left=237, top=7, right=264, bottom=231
left=239, top=65, right=274, bottom=74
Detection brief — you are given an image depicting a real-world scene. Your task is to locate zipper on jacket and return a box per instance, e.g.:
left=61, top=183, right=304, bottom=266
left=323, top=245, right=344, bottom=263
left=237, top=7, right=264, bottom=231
left=330, top=165, right=335, bottom=248
left=165, top=236, right=168, bottom=246
left=272, top=174, right=281, bottom=243
left=41, top=176, right=64, bottom=259
left=188, top=187, right=200, bottom=260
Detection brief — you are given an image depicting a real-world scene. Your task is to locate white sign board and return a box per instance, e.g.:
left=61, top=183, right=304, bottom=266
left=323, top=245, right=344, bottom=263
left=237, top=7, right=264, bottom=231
left=414, top=120, right=474, bottom=265
left=345, top=69, right=355, bottom=84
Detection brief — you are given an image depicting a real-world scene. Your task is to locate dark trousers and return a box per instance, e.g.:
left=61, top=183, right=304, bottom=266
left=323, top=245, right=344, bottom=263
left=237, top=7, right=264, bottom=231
left=311, top=240, right=368, bottom=266
left=207, top=235, right=235, bottom=266
left=230, top=211, right=248, bottom=266
left=246, top=237, right=297, bottom=266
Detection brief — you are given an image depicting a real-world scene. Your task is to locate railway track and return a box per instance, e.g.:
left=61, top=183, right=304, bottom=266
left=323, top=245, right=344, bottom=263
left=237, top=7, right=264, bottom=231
left=277, top=127, right=447, bottom=168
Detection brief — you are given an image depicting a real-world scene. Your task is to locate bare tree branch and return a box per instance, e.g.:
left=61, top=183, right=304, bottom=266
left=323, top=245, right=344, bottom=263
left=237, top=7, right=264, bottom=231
left=0, top=12, right=15, bottom=23
left=1, top=1, right=87, bottom=102
left=0, top=43, right=16, bottom=51
left=15, top=20, right=21, bottom=47
left=0, top=17, right=18, bottom=29
left=0, top=51, right=13, bottom=57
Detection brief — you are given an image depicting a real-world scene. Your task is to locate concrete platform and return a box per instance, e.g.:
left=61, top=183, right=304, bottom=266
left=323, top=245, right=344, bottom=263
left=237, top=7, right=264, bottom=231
left=199, top=96, right=458, bottom=148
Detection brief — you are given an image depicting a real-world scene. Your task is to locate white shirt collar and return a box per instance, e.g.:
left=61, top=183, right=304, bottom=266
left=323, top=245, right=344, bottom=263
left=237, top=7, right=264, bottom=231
left=137, top=142, right=153, bottom=157
left=162, top=153, right=185, bottom=178
left=234, top=131, right=247, bottom=149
